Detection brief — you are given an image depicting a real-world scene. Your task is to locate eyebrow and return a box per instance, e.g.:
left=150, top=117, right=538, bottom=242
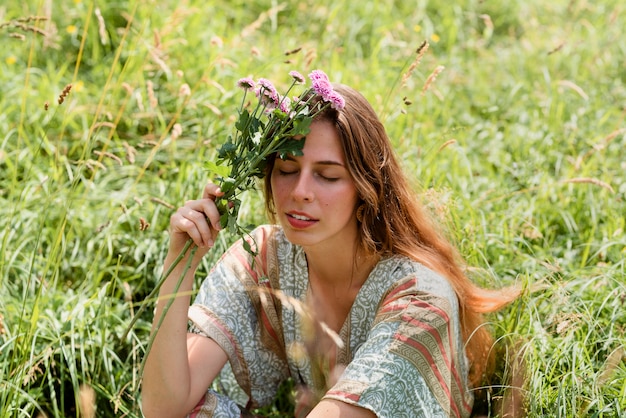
left=282, top=156, right=345, bottom=167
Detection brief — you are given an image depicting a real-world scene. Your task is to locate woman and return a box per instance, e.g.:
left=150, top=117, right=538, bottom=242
left=141, top=84, right=521, bottom=417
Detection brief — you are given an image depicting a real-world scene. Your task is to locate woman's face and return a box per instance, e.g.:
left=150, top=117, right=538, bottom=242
left=270, top=120, right=359, bottom=250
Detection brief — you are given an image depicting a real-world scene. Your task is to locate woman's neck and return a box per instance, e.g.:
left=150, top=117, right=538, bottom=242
left=304, top=241, right=379, bottom=295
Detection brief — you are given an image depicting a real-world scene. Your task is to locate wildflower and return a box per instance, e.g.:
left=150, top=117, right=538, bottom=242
left=205, top=69, right=344, bottom=239
left=279, top=95, right=291, bottom=113
left=311, top=78, right=333, bottom=101
left=326, top=90, right=345, bottom=110
left=237, top=77, right=255, bottom=90
left=430, top=33, right=440, bottom=43
left=256, top=78, right=280, bottom=109
left=73, top=80, right=84, bottom=93
left=308, top=69, right=330, bottom=83
left=66, top=25, right=78, bottom=34
left=5, top=56, right=17, bottom=65
left=289, top=70, right=305, bottom=84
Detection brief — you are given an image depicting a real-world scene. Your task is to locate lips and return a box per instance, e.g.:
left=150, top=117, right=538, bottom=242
left=286, top=211, right=317, bottom=229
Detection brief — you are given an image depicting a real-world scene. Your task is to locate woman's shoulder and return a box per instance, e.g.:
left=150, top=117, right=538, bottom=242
left=374, top=255, right=458, bottom=310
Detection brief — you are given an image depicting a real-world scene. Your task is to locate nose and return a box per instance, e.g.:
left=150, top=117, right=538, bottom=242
left=291, top=172, right=314, bottom=202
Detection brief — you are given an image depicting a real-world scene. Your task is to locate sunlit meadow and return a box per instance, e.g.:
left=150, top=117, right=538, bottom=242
left=1, top=0, right=624, bottom=416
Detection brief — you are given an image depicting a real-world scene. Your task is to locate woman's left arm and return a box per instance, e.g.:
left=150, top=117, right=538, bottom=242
left=307, top=399, right=376, bottom=418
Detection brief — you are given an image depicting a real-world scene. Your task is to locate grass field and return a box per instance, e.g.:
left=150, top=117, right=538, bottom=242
left=1, top=0, right=625, bottom=416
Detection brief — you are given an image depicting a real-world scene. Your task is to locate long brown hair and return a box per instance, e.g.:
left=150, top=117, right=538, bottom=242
left=264, top=83, right=521, bottom=389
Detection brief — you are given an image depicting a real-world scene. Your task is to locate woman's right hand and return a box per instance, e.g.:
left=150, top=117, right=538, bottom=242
left=168, top=183, right=225, bottom=259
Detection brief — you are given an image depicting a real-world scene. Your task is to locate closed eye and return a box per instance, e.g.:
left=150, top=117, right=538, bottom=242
left=278, top=169, right=297, bottom=176
left=319, top=174, right=339, bottom=182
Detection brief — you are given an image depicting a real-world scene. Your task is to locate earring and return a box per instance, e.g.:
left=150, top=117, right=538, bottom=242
left=356, top=204, right=366, bottom=223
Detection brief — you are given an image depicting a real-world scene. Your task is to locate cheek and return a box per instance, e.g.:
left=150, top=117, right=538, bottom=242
left=325, top=186, right=358, bottom=211
left=270, top=176, right=287, bottom=203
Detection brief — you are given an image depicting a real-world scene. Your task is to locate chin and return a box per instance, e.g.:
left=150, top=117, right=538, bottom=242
left=281, top=227, right=316, bottom=247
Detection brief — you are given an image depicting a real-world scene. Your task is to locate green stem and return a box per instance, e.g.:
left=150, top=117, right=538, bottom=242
left=135, top=245, right=198, bottom=398
left=120, top=239, right=194, bottom=342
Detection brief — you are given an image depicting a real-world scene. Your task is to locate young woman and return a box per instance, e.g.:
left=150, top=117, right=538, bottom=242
left=141, top=84, right=521, bottom=417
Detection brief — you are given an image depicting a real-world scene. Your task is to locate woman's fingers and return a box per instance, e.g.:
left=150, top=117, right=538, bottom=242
left=171, top=198, right=222, bottom=248
left=202, top=183, right=224, bottom=200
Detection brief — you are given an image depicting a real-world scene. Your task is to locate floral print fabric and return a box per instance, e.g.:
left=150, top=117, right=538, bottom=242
left=188, top=225, right=472, bottom=417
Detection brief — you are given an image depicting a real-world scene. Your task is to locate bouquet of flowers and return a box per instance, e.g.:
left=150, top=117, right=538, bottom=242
left=124, top=70, right=345, bottom=360
left=205, top=69, right=346, bottom=241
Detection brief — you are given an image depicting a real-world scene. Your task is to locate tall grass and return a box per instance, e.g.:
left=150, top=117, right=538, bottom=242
left=1, top=0, right=624, bottom=416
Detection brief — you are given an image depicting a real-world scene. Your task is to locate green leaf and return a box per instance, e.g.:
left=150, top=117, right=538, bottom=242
left=235, top=109, right=250, bottom=132
left=277, top=138, right=305, bottom=159
left=217, top=140, right=237, bottom=159
left=242, top=238, right=252, bottom=254
left=204, top=161, right=231, bottom=178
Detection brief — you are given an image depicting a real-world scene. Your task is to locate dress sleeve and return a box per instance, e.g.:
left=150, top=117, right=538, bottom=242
left=323, top=277, right=473, bottom=418
left=187, top=225, right=289, bottom=414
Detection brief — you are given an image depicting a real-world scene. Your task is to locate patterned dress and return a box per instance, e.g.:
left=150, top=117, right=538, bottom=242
left=187, top=225, right=473, bottom=418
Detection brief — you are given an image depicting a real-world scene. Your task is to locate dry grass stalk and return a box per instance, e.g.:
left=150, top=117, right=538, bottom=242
left=94, top=150, right=123, bottom=165
left=171, top=123, right=183, bottom=141
left=557, top=80, right=588, bottom=100
left=150, top=197, right=175, bottom=209
left=597, top=347, right=625, bottom=387
left=121, top=82, right=134, bottom=95
left=422, top=65, right=445, bottom=96
left=259, top=287, right=344, bottom=350
left=95, top=8, right=108, bottom=45
left=562, top=177, right=614, bottom=193
left=204, top=103, right=222, bottom=116
left=78, top=384, right=96, bottom=418
left=574, top=128, right=626, bottom=170
left=179, top=83, right=191, bottom=97
left=547, top=41, right=565, bottom=55
left=401, top=40, right=429, bottom=87
left=58, top=84, right=72, bottom=105
left=85, top=159, right=106, bottom=172
left=479, top=14, right=494, bottom=32
left=437, top=139, right=457, bottom=152
left=139, top=217, right=150, bottom=231
left=149, top=48, right=171, bottom=76
left=146, top=80, right=158, bottom=109
left=9, top=32, right=26, bottom=41
left=1, top=16, right=48, bottom=37
left=285, top=47, right=302, bottom=56
left=241, top=3, right=287, bottom=38
left=305, top=48, right=317, bottom=68
left=122, top=141, right=136, bottom=164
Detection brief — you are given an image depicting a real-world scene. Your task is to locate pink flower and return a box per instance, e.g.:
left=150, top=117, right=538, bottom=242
left=279, top=95, right=291, bottom=113
left=256, top=78, right=280, bottom=109
left=289, top=70, right=305, bottom=84
left=311, top=79, right=333, bottom=99
left=326, top=90, right=345, bottom=110
left=308, top=69, right=330, bottom=83
left=237, top=77, right=255, bottom=90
